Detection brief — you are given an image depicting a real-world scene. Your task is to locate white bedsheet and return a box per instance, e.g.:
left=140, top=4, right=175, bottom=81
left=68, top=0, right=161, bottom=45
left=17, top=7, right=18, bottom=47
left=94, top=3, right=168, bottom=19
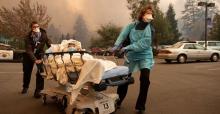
left=67, top=59, right=117, bottom=105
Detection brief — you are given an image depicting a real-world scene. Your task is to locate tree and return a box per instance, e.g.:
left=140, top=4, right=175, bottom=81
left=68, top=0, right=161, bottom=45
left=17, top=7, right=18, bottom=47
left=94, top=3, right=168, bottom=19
left=60, top=34, right=65, bottom=42
left=65, top=33, right=71, bottom=40
left=73, top=14, right=90, bottom=48
left=209, top=13, right=220, bottom=40
left=181, top=0, right=219, bottom=40
left=165, top=3, right=181, bottom=44
left=0, top=0, right=51, bottom=39
left=182, top=0, right=200, bottom=30
left=127, top=0, right=172, bottom=45
left=127, top=0, right=151, bottom=21
left=47, top=24, right=62, bottom=43
left=153, top=4, right=172, bottom=45
left=90, top=23, right=122, bottom=48
left=150, top=0, right=173, bottom=45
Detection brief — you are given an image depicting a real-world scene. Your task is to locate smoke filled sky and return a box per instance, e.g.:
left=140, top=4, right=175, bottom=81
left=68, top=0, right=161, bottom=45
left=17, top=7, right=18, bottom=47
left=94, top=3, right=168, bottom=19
left=0, top=0, right=219, bottom=34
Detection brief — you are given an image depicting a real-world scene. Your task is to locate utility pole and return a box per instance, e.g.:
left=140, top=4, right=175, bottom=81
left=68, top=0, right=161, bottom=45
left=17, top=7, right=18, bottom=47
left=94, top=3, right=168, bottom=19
left=198, top=2, right=215, bottom=49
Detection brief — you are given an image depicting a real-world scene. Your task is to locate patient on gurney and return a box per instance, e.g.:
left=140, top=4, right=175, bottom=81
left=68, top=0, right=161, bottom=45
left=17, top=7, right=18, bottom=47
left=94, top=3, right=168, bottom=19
left=44, top=39, right=126, bottom=84
left=43, top=39, right=133, bottom=105
left=39, top=42, right=77, bottom=76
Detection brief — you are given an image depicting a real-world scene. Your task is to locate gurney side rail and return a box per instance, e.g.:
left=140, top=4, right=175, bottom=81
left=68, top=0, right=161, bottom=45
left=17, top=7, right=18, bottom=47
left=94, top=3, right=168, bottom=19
left=41, top=51, right=89, bottom=84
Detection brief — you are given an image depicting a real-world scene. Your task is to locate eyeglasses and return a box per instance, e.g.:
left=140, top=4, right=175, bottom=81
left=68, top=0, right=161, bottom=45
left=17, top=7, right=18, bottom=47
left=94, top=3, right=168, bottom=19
left=32, top=25, right=39, bottom=28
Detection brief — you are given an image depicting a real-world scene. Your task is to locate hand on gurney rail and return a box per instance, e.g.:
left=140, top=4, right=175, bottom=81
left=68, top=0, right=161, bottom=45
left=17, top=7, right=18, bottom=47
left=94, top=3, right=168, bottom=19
left=109, top=45, right=127, bottom=58
left=109, top=45, right=118, bottom=53
left=119, top=47, right=127, bottom=54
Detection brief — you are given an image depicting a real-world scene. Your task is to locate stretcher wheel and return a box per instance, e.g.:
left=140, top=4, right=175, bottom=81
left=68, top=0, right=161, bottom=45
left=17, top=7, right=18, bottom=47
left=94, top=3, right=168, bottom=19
left=128, top=76, right=135, bottom=84
left=111, top=99, right=120, bottom=114
left=61, top=96, right=67, bottom=110
left=73, top=109, right=94, bottom=114
left=42, top=94, right=47, bottom=105
left=57, top=96, right=68, bottom=112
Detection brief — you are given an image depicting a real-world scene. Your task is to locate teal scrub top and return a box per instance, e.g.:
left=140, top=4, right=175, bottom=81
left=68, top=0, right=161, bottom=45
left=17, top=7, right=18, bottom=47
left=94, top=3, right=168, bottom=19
left=114, top=22, right=154, bottom=73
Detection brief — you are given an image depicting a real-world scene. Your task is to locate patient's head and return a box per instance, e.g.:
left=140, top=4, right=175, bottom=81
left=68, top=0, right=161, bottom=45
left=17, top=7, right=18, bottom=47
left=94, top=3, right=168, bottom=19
left=68, top=43, right=76, bottom=51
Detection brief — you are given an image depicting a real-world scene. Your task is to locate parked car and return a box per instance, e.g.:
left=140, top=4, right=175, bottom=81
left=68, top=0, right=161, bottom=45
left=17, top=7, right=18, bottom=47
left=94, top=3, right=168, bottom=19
left=157, top=41, right=220, bottom=63
left=0, top=43, right=24, bottom=62
left=196, top=41, right=220, bottom=51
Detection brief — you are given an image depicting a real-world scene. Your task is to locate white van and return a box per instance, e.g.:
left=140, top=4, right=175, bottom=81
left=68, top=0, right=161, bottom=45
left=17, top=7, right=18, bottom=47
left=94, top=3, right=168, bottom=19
left=196, top=41, right=220, bottom=51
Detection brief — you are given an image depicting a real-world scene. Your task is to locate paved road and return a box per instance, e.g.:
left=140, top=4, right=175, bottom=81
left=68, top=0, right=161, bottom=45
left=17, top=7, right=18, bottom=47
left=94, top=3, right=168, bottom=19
left=0, top=59, right=220, bottom=114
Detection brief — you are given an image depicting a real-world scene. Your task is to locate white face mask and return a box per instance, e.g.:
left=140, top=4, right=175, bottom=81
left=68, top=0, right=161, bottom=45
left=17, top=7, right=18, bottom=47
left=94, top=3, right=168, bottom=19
left=33, top=27, right=40, bottom=33
left=68, top=47, right=76, bottom=51
left=143, top=14, right=153, bottom=22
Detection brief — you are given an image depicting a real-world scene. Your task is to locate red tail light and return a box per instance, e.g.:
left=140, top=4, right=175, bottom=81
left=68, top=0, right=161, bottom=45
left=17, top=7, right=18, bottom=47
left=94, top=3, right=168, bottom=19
left=159, top=50, right=172, bottom=54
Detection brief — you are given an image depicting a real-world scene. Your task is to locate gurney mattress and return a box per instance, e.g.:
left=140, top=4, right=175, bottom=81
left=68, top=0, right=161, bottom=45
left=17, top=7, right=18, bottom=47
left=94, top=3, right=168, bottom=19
left=93, top=66, right=134, bottom=91
left=102, top=66, right=129, bottom=79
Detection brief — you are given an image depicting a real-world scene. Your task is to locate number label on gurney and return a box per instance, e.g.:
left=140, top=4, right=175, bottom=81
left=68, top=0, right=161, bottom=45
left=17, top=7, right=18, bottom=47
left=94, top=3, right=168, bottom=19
left=95, top=98, right=115, bottom=114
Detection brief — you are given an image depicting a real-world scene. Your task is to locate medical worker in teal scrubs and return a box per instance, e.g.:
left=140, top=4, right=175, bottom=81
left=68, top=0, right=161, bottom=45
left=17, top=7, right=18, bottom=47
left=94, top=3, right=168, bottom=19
left=111, top=4, right=155, bottom=113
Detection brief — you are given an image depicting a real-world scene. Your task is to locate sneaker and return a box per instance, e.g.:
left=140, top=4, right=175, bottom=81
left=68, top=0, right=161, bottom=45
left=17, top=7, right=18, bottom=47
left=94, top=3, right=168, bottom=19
left=21, top=88, right=28, bottom=94
left=34, top=90, right=41, bottom=99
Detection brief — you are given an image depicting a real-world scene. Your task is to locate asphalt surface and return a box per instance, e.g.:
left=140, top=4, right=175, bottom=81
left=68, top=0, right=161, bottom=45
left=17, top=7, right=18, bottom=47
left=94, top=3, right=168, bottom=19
left=0, top=59, right=220, bottom=114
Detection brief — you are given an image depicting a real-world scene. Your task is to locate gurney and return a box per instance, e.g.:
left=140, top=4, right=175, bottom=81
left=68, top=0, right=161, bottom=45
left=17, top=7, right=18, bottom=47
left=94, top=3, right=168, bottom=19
left=40, top=51, right=134, bottom=114
left=93, top=66, right=134, bottom=91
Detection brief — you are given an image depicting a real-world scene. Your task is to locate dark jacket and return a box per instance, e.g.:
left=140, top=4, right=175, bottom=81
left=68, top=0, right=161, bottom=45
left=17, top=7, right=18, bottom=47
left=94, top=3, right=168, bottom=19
left=25, top=28, right=51, bottom=61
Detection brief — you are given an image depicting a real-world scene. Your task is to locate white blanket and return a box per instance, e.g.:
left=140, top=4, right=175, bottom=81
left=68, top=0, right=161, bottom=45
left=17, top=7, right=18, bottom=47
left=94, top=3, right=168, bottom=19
left=43, top=52, right=117, bottom=104
left=43, top=39, right=118, bottom=104
left=44, top=53, right=94, bottom=84
left=67, top=59, right=116, bottom=105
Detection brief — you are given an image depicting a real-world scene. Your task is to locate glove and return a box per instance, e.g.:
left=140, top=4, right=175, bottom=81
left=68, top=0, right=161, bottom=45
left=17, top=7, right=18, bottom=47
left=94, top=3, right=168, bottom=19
left=119, top=47, right=127, bottom=54
left=109, top=45, right=118, bottom=53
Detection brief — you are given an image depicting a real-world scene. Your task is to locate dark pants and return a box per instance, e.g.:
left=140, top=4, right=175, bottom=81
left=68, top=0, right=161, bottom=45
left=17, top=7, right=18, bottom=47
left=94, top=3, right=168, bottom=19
left=117, top=68, right=150, bottom=110
left=22, top=53, right=44, bottom=91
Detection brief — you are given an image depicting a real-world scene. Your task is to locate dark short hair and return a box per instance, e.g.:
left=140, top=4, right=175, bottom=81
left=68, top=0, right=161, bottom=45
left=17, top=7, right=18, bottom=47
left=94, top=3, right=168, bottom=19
left=138, top=4, right=154, bottom=21
left=30, top=21, right=38, bottom=28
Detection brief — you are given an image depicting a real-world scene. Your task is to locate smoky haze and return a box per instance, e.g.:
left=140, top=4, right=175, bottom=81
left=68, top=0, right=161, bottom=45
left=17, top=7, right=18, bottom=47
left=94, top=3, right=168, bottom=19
left=0, top=0, right=131, bottom=45
left=1, top=0, right=219, bottom=43
left=0, top=0, right=188, bottom=33
left=0, top=0, right=131, bottom=32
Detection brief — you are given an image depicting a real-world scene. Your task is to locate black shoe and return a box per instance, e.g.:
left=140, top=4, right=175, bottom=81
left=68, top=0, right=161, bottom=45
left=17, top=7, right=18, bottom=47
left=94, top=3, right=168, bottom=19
left=34, top=90, right=41, bottom=99
left=116, top=100, right=122, bottom=109
left=21, top=88, right=28, bottom=94
left=117, top=105, right=121, bottom=109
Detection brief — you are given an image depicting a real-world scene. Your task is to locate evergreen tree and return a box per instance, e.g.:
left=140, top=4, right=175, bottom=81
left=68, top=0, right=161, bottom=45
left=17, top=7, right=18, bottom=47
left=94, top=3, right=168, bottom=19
left=181, top=0, right=219, bottom=40
left=127, top=0, right=151, bottom=21
left=166, top=3, right=181, bottom=44
left=151, top=0, right=173, bottom=45
left=90, top=23, right=121, bottom=48
left=127, top=0, right=172, bottom=45
left=73, top=14, right=90, bottom=48
left=60, top=34, right=65, bottom=42
left=209, top=13, right=220, bottom=40
left=65, top=33, right=71, bottom=40
left=182, top=0, right=200, bottom=30
left=47, top=24, right=62, bottom=43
